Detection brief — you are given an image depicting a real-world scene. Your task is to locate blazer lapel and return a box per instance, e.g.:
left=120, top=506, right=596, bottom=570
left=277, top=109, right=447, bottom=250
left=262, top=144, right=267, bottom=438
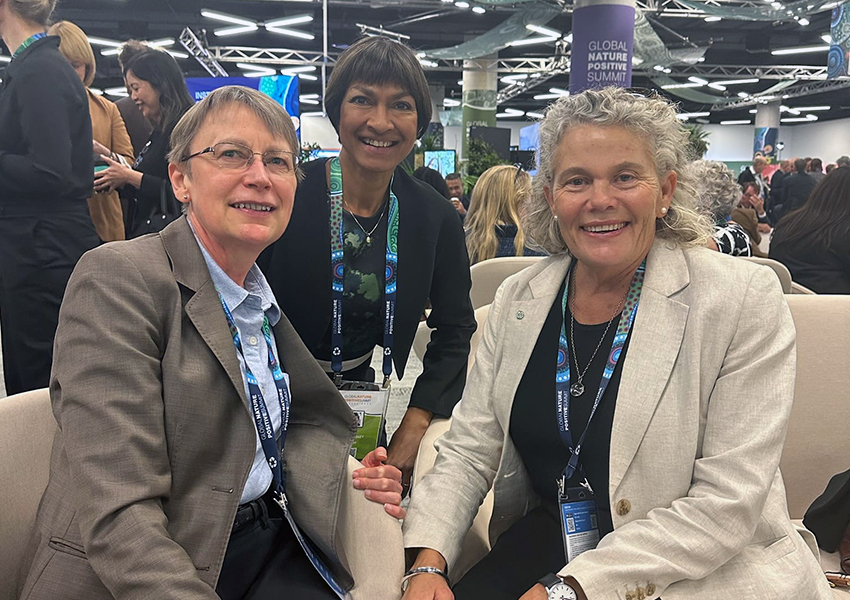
left=161, top=217, right=248, bottom=407
left=609, top=242, right=690, bottom=492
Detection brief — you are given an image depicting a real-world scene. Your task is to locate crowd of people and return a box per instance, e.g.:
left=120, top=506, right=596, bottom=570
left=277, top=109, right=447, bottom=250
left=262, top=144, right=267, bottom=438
left=0, top=0, right=846, bottom=598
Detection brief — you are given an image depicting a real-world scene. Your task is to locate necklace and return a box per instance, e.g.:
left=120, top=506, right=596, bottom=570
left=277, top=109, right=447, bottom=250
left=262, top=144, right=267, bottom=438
left=344, top=199, right=387, bottom=244
left=567, top=271, right=629, bottom=397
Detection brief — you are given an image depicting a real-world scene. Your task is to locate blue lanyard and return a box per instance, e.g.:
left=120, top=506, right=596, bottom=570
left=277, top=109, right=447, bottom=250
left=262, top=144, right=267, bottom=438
left=12, top=32, right=46, bottom=59
left=219, top=294, right=291, bottom=495
left=556, top=260, right=645, bottom=481
left=328, top=157, right=398, bottom=387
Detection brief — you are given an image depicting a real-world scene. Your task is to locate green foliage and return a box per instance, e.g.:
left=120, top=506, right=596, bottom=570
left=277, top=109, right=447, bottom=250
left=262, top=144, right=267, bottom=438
left=683, top=124, right=710, bottom=159
left=467, top=137, right=509, bottom=178
left=299, top=142, right=323, bottom=165
left=418, top=135, right=440, bottom=151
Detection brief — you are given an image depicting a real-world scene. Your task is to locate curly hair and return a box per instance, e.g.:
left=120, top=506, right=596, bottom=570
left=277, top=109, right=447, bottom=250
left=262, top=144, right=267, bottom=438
left=524, top=87, right=713, bottom=255
left=690, top=160, right=742, bottom=223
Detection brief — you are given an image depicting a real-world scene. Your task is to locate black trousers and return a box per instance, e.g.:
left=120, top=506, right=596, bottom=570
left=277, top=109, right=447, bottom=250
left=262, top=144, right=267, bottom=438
left=0, top=206, right=99, bottom=395
left=216, top=496, right=341, bottom=600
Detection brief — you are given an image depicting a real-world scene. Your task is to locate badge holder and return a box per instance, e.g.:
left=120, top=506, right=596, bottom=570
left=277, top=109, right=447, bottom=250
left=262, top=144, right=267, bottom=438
left=338, top=379, right=390, bottom=460
left=558, top=477, right=601, bottom=563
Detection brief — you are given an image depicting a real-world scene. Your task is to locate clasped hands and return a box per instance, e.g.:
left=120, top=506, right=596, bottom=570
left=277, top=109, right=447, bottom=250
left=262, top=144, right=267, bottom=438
left=353, top=447, right=406, bottom=519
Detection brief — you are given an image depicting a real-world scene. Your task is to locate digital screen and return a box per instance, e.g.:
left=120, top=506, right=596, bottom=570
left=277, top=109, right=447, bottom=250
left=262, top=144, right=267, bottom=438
left=519, top=122, right=539, bottom=152
left=184, top=76, right=301, bottom=139
left=424, top=150, right=456, bottom=176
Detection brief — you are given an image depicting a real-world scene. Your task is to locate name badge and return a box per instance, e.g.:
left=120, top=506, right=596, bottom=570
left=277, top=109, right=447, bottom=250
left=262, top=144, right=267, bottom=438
left=559, top=484, right=600, bottom=563
left=338, top=380, right=390, bottom=460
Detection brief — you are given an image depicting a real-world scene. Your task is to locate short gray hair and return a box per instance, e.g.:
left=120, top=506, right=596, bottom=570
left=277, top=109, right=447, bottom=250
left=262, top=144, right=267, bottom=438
left=167, top=86, right=302, bottom=181
left=525, top=87, right=713, bottom=255
left=690, top=160, right=741, bottom=222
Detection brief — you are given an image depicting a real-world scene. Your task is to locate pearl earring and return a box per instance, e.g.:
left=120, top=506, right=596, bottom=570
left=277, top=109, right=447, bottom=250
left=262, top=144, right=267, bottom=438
left=661, top=207, right=668, bottom=215
left=183, top=195, right=188, bottom=200
left=553, top=214, right=559, bottom=221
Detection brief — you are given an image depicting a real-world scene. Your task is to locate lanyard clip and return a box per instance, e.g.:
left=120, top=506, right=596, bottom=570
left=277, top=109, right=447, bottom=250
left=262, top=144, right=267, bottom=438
left=333, top=372, right=343, bottom=388
left=381, top=373, right=391, bottom=389
left=579, top=477, right=594, bottom=496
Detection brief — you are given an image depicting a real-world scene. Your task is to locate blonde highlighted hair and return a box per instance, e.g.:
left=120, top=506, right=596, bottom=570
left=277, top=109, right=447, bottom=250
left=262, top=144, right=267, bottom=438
left=48, top=21, right=96, bottom=87
left=465, top=165, right=532, bottom=264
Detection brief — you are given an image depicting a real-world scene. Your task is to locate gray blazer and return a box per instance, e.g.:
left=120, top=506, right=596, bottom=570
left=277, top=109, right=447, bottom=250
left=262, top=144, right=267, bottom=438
left=21, top=217, right=359, bottom=600
left=404, top=240, right=832, bottom=599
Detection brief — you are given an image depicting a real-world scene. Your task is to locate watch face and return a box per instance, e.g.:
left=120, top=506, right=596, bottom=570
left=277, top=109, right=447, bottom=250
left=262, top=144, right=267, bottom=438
left=549, top=583, right=578, bottom=600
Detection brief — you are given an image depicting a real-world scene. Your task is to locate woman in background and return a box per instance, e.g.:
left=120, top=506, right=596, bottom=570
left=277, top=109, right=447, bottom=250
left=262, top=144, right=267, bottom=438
left=48, top=20, right=134, bottom=242
left=0, top=0, right=100, bottom=395
left=690, top=160, right=757, bottom=257
left=465, top=164, right=544, bottom=264
left=93, top=49, right=193, bottom=237
left=770, top=167, right=850, bottom=293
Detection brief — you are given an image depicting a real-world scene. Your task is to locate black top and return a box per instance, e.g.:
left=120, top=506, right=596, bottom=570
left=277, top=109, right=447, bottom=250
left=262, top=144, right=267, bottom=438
left=494, top=224, right=547, bottom=259
left=770, top=226, right=850, bottom=294
left=259, top=159, right=476, bottom=417
left=780, top=172, right=816, bottom=215
left=129, top=119, right=182, bottom=221
left=313, top=204, right=387, bottom=361
left=510, top=278, right=629, bottom=540
left=0, top=36, right=93, bottom=210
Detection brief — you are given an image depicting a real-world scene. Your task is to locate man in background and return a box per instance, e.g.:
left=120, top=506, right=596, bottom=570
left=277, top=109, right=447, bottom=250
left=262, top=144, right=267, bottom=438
left=446, top=172, right=468, bottom=218
left=738, top=156, right=769, bottom=200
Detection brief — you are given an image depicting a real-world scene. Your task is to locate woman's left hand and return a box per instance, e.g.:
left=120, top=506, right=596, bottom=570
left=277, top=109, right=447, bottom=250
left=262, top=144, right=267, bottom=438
left=517, top=585, right=547, bottom=600
left=94, top=155, right=137, bottom=193
left=353, top=446, right=405, bottom=519
left=387, top=407, right=433, bottom=492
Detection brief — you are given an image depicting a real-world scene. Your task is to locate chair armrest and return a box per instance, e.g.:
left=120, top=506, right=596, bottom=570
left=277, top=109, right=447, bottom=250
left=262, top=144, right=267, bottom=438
left=336, top=455, right=404, bottom=600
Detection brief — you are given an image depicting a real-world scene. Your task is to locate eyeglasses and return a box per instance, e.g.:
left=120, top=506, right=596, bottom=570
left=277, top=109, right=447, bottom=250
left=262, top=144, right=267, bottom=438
left=181, top=142, right=297, bottom=177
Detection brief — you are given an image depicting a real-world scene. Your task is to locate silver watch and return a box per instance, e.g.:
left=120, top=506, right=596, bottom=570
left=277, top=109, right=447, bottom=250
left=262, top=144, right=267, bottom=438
left=539, top=573, right=578, bottom=600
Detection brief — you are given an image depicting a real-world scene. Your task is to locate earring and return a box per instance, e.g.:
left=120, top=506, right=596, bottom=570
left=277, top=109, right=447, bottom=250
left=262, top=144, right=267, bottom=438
left=183, top=195, right=188, bottom=200
left=660, top=207, right=668, bottom=215
left=553, top=214, right=559, bottom=221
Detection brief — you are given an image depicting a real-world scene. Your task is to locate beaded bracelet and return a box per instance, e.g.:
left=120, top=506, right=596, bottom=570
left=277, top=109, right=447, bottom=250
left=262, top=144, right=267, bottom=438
left=400, top=566, right=451, bottom=593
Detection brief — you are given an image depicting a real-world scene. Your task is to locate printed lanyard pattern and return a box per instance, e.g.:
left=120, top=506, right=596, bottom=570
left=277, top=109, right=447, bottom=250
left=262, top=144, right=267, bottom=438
left=219, top=294, right=291, bottom=494
left=12, top=32, right=46, bottom=59
left=556, top=260, right=645, bottom=481
left=328, top=157, right=398, bottom=386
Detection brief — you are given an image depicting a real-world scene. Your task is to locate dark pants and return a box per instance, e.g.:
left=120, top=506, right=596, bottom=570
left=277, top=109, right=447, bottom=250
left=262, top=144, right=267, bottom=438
left=0, top=206, right=99, bottom=395
left=216, top=495, right=341, bottom=600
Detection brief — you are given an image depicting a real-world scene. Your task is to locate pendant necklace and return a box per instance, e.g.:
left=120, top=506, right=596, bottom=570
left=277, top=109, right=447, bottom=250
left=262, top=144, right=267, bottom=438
left=344, top=198, right=387, bottom=245
left=567, top=272, right=629, bottom=397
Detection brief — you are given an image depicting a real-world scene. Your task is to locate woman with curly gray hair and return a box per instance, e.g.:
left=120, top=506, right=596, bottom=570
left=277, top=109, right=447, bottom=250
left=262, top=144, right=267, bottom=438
left=402, top=87, right=830, bottom=600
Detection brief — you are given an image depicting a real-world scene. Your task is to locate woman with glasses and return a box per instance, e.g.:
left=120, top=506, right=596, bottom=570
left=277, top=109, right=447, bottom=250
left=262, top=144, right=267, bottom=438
left=260, top=36, right=476, bottom=488
left=0, top=0, right=101, bottom=395
left=93, top=48, right=193, bottom=237
left=21, top=86, right=404, bottom=600
left=464, top=164, right=546, bottom=265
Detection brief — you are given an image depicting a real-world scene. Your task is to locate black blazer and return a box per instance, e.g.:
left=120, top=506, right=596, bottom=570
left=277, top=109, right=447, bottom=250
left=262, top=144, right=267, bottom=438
left=260, top=159, right=476, bottom=418
left=780, top=172, right=816, bottom=214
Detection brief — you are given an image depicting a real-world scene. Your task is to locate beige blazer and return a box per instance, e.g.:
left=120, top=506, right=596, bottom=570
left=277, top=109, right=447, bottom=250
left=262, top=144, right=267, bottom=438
left=21, top=217, right=360, bottom=599
left=404, top=240, right=832, bottom=599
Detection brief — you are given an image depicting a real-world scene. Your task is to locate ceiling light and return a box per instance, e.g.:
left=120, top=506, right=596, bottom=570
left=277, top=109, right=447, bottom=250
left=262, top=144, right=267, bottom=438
left=798, top=18, right=810, bottom=26
left=771, top=1, right=781, bottom=6
left=793, top=105, right=830, bottom=111
left=721, top=120, right=751, bottom=125
left=781, top=116, right=817, bottom=122
left=707, top=82, right=726, bottom=91
left=0, top=55, right=11, bottom=63
left=441, top=0, right=453, bottom=3
left=564, top=33, right=573, bottom=44
left=90, top=88, right=104, bottom=95
left=301, top=111, right=325, bottom=117
left=704, top=16, right=722, bottom=22
left=300, top=98, right=321, bottom=105
left=100, top=48, right=121, bottom=56
left=148, top=39, right=175, bottom=48
left=455, top=1, right=470, bottom=7
left=749, top=109, right=758, bottom=113
left=87, top=36, right=122, bottom=47
left=509, top=35, right=559, bottom=47
left=242, top=70, right=275, bottom=78
left=294, top=73, right=318, bottom=80
left=548, top=87, right=569, bottom=95
left=214, top=25, right=259, bottom=36
left=632, top=56, right=644, bottom=66
left=201, top=9, right=255, bottom=26
left=501, top=74, right=529, bottom=84
left=166, top=50, right=189, bottom=59
left=661, top=82, right=705, bottom=89
left=526, top=24, right=561, bottom=37
left=526, top=111, right=545, bottom=119
left=676, top=112, right=710, bottom=120
left=104, top=87, right=130, bottom=97
left=663, top=67, right=672, bottom=74
left=822, top=1, right=840, bottom=8
left=653, top=65, right=665, bottom=71
left=266, top=26, right=315, bottom=39
left=496, top=110, right=525, bottom=118
left=443, top=98, right=461, bottom=107
left=771, top=45, right=829, bottom=55
left=265, top=15, right=313, bottom=27
left=418, top=58, right=437, bottom=67
left=472, top=6, right=486, bottom=13
left=737, top=92, right=750, bottom=98
left=301, top=93, right=320, bottom=98
left=237, top=62, right=273, bottom=71
left=822, top=34, right=833, bottom=44
left=697, top=57, right=706, bottom=62
left=688, top=76, right=708, bottom=85
left=457, top=80, right=463, bottom=86
left=780, top=105, right=802, bottom=115
left=280, top=65, right=317, bottom=74
left=534, top=93, right=566, bottom=100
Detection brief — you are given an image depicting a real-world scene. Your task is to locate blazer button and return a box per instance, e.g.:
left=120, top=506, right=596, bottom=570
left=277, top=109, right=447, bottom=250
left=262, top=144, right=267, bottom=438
left=616, top=498, right=631, bottom=516
left=636, top=587, right=646, bottom=600
left=646, top=583, right=656, bottom=596
left=625, top=592, right=636, bottom=600
left=516, top=310, right=524, bottom=320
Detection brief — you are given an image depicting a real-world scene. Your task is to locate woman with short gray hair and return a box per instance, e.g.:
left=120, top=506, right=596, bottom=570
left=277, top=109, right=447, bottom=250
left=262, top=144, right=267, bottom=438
left=402, top=87, right=831, bottom=600
left=691, top=159, right=757, bottom=257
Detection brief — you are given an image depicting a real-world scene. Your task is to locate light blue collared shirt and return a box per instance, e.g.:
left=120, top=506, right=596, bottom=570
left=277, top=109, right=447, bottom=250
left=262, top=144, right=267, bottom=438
left=192, top=228, right=287, bottom=504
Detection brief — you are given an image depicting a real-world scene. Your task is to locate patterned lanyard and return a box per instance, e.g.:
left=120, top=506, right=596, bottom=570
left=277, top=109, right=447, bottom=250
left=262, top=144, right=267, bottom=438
left=218, top=293, right=291, bottom=495
left=12, top=32, right=47, bottom=59
left=555, top=259, right=645, bottom=481
left=328, top=157, right=398, bottom=387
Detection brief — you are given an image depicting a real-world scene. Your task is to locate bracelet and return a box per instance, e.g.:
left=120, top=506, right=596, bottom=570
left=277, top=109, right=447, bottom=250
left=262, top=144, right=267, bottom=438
left=400, top=566, right=451, bottom=593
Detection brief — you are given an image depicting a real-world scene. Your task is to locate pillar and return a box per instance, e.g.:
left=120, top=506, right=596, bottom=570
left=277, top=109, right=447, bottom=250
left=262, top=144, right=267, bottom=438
left=569, top=0, right=636, bottom=94
left=754, top=101, right=780, bottom=164
left=461, top=55, right=497, bottom=160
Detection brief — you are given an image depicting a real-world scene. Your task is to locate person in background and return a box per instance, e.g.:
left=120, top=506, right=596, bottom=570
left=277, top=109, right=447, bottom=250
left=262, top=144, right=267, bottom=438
left=769, top=159, right=792, bottom=221
left=115, top=39, right=153, bottom=156
left=260, top=36, right=476, bottom=489
left=808, top=157, right=825, bottom=184
left=48, top=20, right=134, bottom=242
left=464, top=164, right=545, bottom=264
left=836, top=155, right=850, bottom=168
left=413, top=165, right=451, bottom=199
left=446, top=171, right=469, bottom=217
left=739, top=180, right=772, bottom=233
left=93, top=48, right=193, bottom=237
left=402, top=86, right=832, bottom=600
left=826, top=163, right=838, bottom=174
left=770, top=167, right=850, bottom=294
left=737, top=155, right=769, bottom=199
left=0, top=0, right=101, bottom=395
left=691, top=160, right=756, bottom=257
left=779, top=157, right=817, bottom=220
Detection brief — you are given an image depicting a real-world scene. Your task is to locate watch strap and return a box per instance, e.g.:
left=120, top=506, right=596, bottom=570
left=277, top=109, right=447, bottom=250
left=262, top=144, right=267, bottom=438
left=538, top=572, right=564, bottom=590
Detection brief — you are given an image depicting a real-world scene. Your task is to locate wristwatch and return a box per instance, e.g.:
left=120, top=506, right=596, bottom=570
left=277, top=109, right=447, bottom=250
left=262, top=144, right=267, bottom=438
left=539, top=573, right=578, bottom=600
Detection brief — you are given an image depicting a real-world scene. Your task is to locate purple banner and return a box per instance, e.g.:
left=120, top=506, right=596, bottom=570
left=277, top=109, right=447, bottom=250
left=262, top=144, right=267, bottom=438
left=569, top=2, right=636, bottom=94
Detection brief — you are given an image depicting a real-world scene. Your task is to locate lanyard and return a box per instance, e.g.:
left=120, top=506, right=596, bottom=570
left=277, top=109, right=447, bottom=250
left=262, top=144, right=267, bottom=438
left=556, top=260, right=645, bottom=482
left=328, top=157, right=398, bottom=388
left=12, top=32, right=46, bottom=59
left=219, top=294, right=291, bottom=495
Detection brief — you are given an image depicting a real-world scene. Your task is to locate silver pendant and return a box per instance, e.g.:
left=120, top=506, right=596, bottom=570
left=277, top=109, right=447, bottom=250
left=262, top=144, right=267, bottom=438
left=570, top=382, right=585, bottom=397
left=366, top=235, right=371, bottom=244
